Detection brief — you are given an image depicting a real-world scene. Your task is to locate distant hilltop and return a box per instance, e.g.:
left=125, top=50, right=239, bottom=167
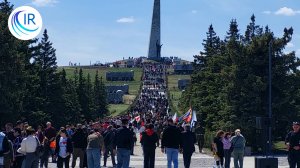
left=65, top=56, right=192, bottom=69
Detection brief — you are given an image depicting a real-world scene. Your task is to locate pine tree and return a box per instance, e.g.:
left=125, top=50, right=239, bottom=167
left=194, top=24, right=220, bottom=71
left=0, top=0, right=32, bottom=123
left=77, top=68, right=89, bottom=119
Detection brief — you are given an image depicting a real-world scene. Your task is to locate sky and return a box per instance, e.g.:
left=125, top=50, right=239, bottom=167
left=8, top=0, right=300, bottom=66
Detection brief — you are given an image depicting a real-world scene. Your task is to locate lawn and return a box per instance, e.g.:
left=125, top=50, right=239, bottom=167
left=167, top=74, right=191, bottom=115
left=58, top=66, right=143, bottom=116
left=108, top=104, right=130, bottom=117
left=59, top=67, right=143, bottom=95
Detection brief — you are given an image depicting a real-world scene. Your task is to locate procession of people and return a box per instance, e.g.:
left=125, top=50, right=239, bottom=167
left=0, top=62, right=298, bottom=168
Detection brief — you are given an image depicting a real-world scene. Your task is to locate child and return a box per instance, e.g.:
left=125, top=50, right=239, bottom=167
left=40, top=137, right=51, bottom=168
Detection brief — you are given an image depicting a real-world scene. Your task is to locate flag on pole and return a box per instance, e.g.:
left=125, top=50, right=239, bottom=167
left=178, top=109, right=191, bottom=122
left=172, top=112, right=177, bottom=122
left=183, top=108, right=193, bottom=123
left=190, top=110, right=197, bottom=128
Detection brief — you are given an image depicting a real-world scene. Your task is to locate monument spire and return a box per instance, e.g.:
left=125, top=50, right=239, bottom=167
left=148, top=0, right=161, bottom=60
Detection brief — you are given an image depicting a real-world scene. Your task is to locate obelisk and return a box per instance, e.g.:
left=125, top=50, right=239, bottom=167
left=148, top=0, right=161, bottom=61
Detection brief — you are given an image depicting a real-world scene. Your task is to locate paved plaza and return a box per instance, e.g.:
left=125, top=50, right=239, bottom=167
left=48, top=143, right=290, bottom=168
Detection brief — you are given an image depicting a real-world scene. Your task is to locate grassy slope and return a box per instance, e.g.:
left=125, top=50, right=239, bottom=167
left=167, top=73, right=191, bottom=115
left=58, top=67, right=142, bottom=116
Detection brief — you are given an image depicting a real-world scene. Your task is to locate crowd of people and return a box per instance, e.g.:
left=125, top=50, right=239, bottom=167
left=1, top=62, right=298, bottom=168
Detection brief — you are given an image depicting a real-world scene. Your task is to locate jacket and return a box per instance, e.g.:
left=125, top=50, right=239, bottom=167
left=113, top=126, right=134, bottom=150
left=55, top=136, right=73, bottom=155
left=161, top=125, right=182, bottom=149
left=181, top=131, right=196, bottom=154
left=72, top=129, right=87, bottom=149
left=141, top=129, right=159, bottom=149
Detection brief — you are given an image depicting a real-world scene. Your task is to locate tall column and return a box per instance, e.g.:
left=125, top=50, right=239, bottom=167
left=148, top=0, right=161, bottom=60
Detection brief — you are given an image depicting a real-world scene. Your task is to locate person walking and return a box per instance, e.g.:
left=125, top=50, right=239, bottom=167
left=103, top=125, right=116, bottom=167
left=44, top=122, right=57, bottom=163
left=161, top=118, right=182, bottom=168
left=113, top=119, right=134, bottom=168
left=12, top=128, right=24, bottom=168
left=195, top=124, right=205, bottom=153
left=222, top=132, right=232, bottom=168
left=71, top=124, right=87, bottom=168
left=181, top=124, right=196, bottom=168
left=140, top=124, right=159, bottom=168
left=230, top=129, right=246, bottom=168
left=285, top=121, right=300, bottom=168
left=86, top=128, right=104, bottom=168
left=212, top=130, right=225, bottom=168
left=17, top=126, right=39, bottom=168
left=55, top=129, right=73, bottom=168
left=40, top=137, right=51, bottom=168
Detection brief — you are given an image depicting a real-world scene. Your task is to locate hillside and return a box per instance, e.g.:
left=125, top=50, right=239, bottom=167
left=58, top=66, right=143, bottom=116
left=167, top=71, right=191, bottom=115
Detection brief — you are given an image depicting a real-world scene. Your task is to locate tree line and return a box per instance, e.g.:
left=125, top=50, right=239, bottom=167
left=0, top=0, right=108, bottom=127
left=180, top=15, right=300, bottom=150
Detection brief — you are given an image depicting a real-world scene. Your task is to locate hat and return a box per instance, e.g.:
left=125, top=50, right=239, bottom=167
left=235, top=129, right=241, bottom=133
left=293, top=122, right=300, bottom=126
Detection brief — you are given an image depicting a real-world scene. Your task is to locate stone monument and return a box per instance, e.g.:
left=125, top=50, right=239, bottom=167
left=148, top=0, right=162, bottom=61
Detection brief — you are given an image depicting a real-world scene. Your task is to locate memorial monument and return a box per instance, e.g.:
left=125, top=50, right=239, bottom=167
left=148, top=0, right=162, bottom=61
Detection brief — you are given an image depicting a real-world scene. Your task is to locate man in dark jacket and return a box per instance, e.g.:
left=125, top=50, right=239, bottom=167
left=113, top=119, right=134, bottom=168
left=181, top=124, right=196, bottom=168
left=285, top=121, right=300, bottom=168
left=161, top=118, right=182, bottom=168
left=141, top=124, right=159, bottom=168
left=195, top=124, right=205, bottom=153
left=71, top=124, right=87, bottom=168
left=103, top=125, right=116, bottom=167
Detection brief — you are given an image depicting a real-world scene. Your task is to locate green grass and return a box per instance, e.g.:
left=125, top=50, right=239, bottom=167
left=273, top=141, right=287, bottom=151
left=108, top=104, right=130, bottom=117
left=167, top=74, right=191, bottom=114
left=59, top=67, right=142, bottom=95
left=58, top=66, right=143, bottom=116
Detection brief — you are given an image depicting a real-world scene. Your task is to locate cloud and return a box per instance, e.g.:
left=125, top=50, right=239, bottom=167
left=32, top=0, right=58, bottom=7
left=262, top=11, right=272, bottom=15
left=116, top=16, right=135, bottom=23
left=287, top=42, right=294, bottom=48
left=275, top=7, right=300, bottom=16
left=191, top=10, right=198, bottom=14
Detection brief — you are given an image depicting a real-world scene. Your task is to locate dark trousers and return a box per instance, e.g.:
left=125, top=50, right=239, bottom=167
left=22, top=153, right=39, bottom=168
left=57, top=155, right=70, bottom=168
left=40, top=155, right=49, bottom=168
left=104, top=146, right=116, bottom=166
left=289, top=152, right=300, bottom=168
left=183, top=152, right=192, bottom=168
left=224, top=149, right=231, bottom=168
left=13, top=156, right=24, bottom=168
left=72, top=148, right=85, bottom=168
left=143, top=147, right=155, bottom=168
left=196, top=135, right=204, bottom=152
left=130, top=141, right=135, bottom=155
left=216, top=152, right=224, bottom=166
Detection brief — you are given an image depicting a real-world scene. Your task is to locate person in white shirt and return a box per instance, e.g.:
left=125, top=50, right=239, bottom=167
left=17, top=126, right=39, bottom=168
left=55, top=129, right=73, bottom=168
